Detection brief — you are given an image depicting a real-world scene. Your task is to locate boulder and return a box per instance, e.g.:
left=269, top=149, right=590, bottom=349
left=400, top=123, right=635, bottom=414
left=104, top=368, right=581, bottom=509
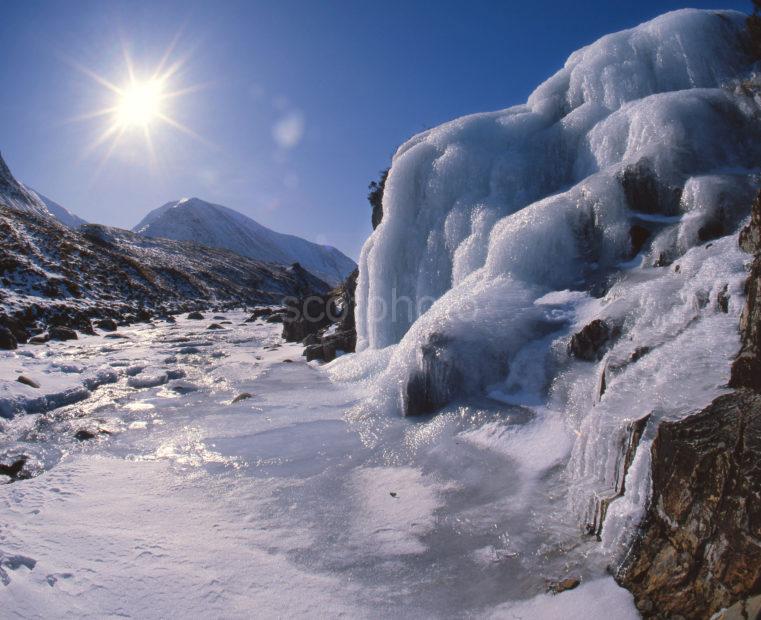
left=96, top=318, right=118, bottom=332
left=207, top=323, right=224, bottom=330
left=16, top=375, right=39, bottom=389
left=187, top=311, right=204, bottom=320
left=28, top=333, right=49, bottom=345
left=48, top=326, right=77, bottom=341
left=231, top=392, right=252, bottom=404
left=0, top=315, right=29, bottom=343
left=0, top=326, right=17, bottom=350
left=245, top=307, right=275, bottom=322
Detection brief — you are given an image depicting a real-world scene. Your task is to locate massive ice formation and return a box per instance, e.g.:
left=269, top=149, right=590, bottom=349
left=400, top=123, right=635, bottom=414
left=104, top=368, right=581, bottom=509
left=345, top=9, right=761, bottom=549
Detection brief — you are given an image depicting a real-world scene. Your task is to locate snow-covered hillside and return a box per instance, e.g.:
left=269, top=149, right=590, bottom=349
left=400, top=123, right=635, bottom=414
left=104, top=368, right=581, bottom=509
left=0, top=153, right=53, bottom=219
left=342, top=8, right=761, bottom=557
left=32, top=191, right=87, bottom=229
left=134, top=197, right=356, bottom=285
left=0, top=153, right=86, bottom=230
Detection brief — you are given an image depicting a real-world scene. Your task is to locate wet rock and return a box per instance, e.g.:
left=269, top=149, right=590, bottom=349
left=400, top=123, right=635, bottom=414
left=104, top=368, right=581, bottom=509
left=104, top=333, right=129, bottom=339
left=28, top=333, right=49, bottom=345
left=48, top=326, right=77, bottom=341
left=187, top=311, right=204, bottom=320
left=618, top=159, right=681, bottom=215
left=16, top=375, right=39, bottom=389
left=629, top=224, right=651, bottom=256
left=546, top=578, right=581, bottom=595
left=731, top=197, right=761, bottom=391
left=74, top=429, right=96, bottom=441
left=0, top=455, right=30, bottom=481
left=231, top=392, right=252, bottom=403
left=617, top=390, right=761, bottom=619
left=213, top=315, right=226, bottom=320
left=0, top=326, right=17, bottom=350
left=717, top=285, right=730, bottom=313
left=568, top=319, right=618, bottom=362
left=265, top=313, right=285, bottom=324
left=404, top=332, right=463, bottom=416
left=96, top=318, right=118, bottom=331
left=207, top=323, right=224, bottom=330
left=740, top=192, right=761, bottom=254
left=586, top=414, right=650, bottom=538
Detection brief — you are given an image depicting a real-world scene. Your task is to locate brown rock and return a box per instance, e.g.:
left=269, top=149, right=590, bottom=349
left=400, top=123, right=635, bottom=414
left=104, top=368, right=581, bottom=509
left=16, top=375, right=39, bottom=389
left=617, top=391, right=761, bottom=619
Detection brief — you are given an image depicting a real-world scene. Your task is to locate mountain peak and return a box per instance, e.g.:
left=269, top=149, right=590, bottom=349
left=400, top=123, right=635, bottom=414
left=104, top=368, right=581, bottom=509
left=133, top=198, right=355, bottom=285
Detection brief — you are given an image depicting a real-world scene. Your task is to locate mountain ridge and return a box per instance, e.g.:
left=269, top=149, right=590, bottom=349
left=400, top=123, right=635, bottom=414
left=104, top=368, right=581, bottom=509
left=134, top=197, right=356, bottom=286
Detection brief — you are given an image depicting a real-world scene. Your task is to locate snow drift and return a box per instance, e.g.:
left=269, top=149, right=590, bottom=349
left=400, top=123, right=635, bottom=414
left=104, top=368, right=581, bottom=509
left=343, top=9, right=761, bottom=552
left=134, top=197, right=356, bottom=286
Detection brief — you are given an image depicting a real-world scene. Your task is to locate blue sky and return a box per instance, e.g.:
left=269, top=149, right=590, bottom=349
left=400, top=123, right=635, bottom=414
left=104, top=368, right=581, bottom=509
left=0, top=0, right=750, bottom=259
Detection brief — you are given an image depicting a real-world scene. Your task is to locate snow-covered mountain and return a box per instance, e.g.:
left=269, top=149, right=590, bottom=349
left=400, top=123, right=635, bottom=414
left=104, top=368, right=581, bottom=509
left=32, top=190, right=87, bottom=229
left=0, top=151, right=87, bottom=229
left=134, top=198, right=356, bottom=285
left=342, top=6, right=761, bottom=576
left=0, top=151, right=52, bottom=218
left=0, top=153, right=330, bottom=331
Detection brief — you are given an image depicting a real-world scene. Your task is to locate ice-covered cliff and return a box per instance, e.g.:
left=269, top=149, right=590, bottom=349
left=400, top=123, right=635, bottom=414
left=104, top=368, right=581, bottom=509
left=134, top=197, right=356, bottom=286
left=338, top=8, right=761, bottom=565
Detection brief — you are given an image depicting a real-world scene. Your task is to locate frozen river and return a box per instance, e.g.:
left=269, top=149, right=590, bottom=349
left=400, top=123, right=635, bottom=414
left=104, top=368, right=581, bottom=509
left=0, top=312, right=636, bottom=618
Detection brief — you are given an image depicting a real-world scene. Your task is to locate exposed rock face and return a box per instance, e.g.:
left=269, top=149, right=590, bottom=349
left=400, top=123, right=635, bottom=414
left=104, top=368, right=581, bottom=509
left=617, top=390, right=761, bottom=619
left=368, top=168, right=388, bottom=230
left=618, top=191, right=761, bottom=618
left=404, top=332, right=463, bottom=416
left=283, top=268, right=358, bottom=363
left=731, top=192, right=761, bottom=391
left=568, top=319, right=619, bottom=362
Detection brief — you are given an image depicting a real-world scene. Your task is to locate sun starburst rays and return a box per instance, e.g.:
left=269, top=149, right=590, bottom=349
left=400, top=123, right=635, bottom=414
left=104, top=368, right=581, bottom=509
left=71, top=41, right=208, bottom=172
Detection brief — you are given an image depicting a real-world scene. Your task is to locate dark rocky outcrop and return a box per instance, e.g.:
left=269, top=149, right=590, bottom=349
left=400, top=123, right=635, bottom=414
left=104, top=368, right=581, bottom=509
left=245, top=307, right=276, bottom=322
left=187, top=312, right=204, bottom=320
left=96, top=318, right=118, bottom=332
left=368, top=168, right=389, bottom=230
left=48, top=326, right=77, bottom=341
left=0, top=315, right=28, bottom=343
left=731, top=192, right=761, bottom=392
left=617, top=391, right=761, bottom=619
left=284, top=268, right=358, bottom=363
left=404, top=332, right=464, bottom=416
left=0, top=326, right=17, bottom=350
left=568, top=319, right=619, bottom=362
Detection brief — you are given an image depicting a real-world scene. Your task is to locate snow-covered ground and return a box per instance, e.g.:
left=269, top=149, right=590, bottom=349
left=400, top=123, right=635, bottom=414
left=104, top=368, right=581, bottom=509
left=0, top=314, right=637, bottom=618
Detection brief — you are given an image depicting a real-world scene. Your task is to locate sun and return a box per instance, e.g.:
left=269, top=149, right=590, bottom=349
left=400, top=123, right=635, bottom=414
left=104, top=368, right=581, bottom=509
left=115, top=79, right=165, bottom=128
left=71, top=41, right=209, bottom=168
